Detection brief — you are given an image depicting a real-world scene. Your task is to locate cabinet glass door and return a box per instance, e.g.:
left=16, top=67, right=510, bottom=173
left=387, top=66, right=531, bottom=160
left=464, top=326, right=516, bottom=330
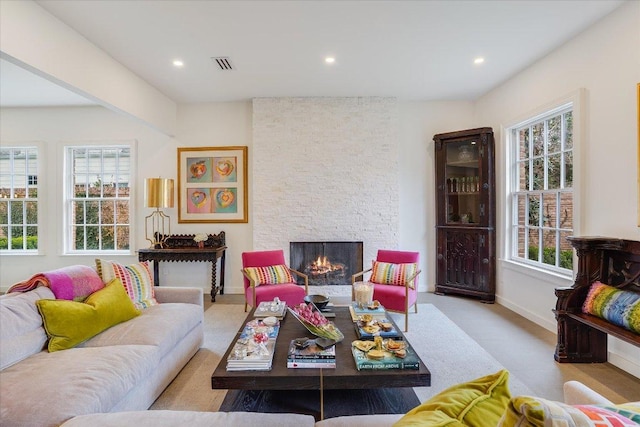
left=444, top=139, right=480, bottom=225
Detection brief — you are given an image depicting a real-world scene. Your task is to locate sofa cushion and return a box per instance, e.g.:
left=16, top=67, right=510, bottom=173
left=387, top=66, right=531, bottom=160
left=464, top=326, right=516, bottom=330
left=243, top=265, right=294, bottom=286
left=36, top=278, right=141, bottom=352
left=0, top=344, right=159, bottom=427
left=0, top=286, right=53, bottom=370
left=582, top=281, right=640, bottom=334
left=80, top=302, right=202, bottom=359
left=61, top=410, right=316, bottom=427
left=394, top=370, right=511, bottom=427
left=95, top=259, right=157, bottom=309
left=370, top=261, right=418, bottom=288
left=499, top=396, right=640, bottom=426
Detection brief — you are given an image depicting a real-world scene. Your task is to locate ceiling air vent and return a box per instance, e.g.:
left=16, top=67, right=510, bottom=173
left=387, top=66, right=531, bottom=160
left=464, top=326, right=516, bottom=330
left=211, top=57, right=234, bottom=71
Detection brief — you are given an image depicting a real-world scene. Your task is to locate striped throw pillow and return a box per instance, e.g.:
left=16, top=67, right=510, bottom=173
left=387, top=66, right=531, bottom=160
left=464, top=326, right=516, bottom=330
left=370, top=261, right=418, bottom=289
left=582, top=281, right=640, bottom=334
left=95, top=259, right=158, bottom=310
left=243, top=265, right=294, bottom=287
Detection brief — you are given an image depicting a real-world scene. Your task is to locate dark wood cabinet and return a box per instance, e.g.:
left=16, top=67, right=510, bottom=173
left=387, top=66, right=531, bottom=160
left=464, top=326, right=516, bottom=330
left=434, top=127, right=495, bottom=302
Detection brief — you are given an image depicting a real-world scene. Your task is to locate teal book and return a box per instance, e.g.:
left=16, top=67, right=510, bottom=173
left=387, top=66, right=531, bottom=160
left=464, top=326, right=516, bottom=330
left=351, top=340, right=420, bottom=370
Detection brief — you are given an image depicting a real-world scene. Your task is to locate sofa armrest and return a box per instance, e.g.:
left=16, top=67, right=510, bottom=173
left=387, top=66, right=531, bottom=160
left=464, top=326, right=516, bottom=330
left=154, top=287, right=203, bottom=306
left=563, top=381, right=613, bottom=405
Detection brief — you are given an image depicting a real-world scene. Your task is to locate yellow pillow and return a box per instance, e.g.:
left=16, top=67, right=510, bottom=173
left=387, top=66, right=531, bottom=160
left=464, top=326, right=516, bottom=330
left=36, top=278, right=141, bottom=352
left=393, top=370, right=511, bottom=427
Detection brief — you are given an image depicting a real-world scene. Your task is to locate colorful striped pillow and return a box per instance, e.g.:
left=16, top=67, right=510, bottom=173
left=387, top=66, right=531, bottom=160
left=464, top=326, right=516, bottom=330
left=243, top=265, right=294, bottom=287
left=370, top=261, right=418, bottom=289
left=95, top=259, right=158, bottom=310
left=499, top=396, right=640, bottom=427
left=582, top=281, right=640, bottom=334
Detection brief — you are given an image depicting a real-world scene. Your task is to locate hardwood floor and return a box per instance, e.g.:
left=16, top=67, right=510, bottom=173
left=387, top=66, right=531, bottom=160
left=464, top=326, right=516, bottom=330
left=214, top=291, right=640, bottom=403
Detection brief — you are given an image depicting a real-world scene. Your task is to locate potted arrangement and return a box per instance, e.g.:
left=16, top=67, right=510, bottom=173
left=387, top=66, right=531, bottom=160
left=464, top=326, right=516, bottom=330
left=193, top=233, right=209, bottom=248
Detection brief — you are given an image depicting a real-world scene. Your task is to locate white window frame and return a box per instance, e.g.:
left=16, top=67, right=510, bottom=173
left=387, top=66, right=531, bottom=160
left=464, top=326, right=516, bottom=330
left=0, top=141, right=46, bottom=255
left=62, top=141, right=136, bottom=255
left=503, top=89, right=585, bottom=277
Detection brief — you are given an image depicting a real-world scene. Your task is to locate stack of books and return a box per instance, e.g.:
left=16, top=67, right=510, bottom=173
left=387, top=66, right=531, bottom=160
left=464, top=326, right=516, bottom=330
left=254, top=300, right=287, bottom=320
left=287, top=339, right=336, bottom=369
left=348, top=301, right=387, bottom=322
left=226, top=320, right=280, bottom=371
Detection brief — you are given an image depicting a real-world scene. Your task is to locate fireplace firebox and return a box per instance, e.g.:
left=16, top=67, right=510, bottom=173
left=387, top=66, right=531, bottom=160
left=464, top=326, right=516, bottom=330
left=290, top=241, right=363, bottom=286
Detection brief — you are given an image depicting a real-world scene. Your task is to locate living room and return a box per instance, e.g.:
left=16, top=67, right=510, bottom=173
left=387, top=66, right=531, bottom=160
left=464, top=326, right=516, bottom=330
left=1, top=0, right=639, bottom=423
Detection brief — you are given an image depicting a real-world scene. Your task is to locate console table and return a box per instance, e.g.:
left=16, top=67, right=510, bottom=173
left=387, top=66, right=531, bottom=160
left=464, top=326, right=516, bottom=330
left=137, top=232, right=226, bottom=302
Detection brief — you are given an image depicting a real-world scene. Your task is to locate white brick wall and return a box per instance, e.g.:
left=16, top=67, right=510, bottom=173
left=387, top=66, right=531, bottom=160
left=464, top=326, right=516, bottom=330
left=252, top=97, right=399, bottom=269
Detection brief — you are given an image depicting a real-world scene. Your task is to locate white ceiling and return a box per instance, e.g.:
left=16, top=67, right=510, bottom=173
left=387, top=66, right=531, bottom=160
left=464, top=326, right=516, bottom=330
left=0, top=0, right=625, bottom=107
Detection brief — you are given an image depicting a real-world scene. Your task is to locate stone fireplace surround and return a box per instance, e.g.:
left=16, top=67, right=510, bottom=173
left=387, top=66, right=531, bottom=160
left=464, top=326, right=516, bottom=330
left=251, top=97, right=399, bottom=296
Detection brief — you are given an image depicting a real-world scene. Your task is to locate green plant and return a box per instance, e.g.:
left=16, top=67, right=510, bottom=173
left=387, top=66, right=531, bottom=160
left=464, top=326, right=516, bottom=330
left=527, top=246, right=573, bottom=269
left=0, top=236, right=38, bottom=250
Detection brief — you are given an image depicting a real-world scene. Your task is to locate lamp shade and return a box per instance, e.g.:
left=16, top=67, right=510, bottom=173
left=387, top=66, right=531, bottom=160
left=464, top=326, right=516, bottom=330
left=145, top=178, right=174, bottom=208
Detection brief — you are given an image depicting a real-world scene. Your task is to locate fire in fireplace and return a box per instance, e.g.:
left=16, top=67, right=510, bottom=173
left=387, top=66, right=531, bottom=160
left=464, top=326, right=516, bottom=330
left=290, top=241, right=363, bottom=286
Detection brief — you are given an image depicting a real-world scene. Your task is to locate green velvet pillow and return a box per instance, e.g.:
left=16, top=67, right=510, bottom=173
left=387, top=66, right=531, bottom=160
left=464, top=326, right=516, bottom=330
left=36, top=278, right=141, bottom=352
left=393, top=370, right=511, bottom=427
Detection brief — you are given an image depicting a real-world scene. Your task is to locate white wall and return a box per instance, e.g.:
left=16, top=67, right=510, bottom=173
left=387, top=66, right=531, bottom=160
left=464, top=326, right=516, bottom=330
left=475, top=1, right=640, bottom=376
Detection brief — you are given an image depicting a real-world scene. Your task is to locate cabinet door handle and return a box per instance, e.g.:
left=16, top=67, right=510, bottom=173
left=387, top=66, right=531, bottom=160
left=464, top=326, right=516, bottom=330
left=437, top=254, right=444, bottom=260
left=482, top=258, right=489, bottom=264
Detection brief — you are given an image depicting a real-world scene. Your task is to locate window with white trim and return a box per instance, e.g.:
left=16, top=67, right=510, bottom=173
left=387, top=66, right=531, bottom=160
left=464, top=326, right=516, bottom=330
left=509, top=105, right=573, bottom=272
left=65, top=145, right=131, bottom=252
left=0, top=147, right=39, bottom=251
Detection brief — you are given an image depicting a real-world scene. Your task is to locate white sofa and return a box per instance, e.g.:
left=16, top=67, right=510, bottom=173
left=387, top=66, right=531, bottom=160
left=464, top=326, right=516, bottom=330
left=58, top=380, right=619, bottom=427
left=0, top=285, right=203, bottom=427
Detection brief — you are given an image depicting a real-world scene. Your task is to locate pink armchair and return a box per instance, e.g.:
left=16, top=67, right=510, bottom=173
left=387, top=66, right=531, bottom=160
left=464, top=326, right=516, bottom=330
left=241, top=250, right=309, bottom=312
left=352, top=249, right=421, bottom=331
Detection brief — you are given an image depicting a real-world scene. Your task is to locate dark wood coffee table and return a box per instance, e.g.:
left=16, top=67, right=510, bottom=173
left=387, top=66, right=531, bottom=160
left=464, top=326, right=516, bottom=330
left=212, top=306, right=431, bottom=419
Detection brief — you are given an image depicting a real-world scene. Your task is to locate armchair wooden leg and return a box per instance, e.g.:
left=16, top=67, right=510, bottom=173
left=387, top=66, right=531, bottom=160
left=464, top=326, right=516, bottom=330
left=415, top=304, right=418, bottom=313
left=244, top=301, right=248, bottom=312
left=404, top=312, right=409, bottom=332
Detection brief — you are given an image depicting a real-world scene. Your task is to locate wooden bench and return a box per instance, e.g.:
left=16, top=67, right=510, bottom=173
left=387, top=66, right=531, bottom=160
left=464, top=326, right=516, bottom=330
left=554, top=236, right=640, bottom=363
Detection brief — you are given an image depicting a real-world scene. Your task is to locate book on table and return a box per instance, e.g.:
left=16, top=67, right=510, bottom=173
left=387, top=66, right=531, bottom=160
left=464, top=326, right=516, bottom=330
left=354, top=318, right=403, bottom=340
left=226, top=319, right=280, bottom=371
left=286, top=338, right=336, bottom=369
left=348, top=302, right=387, bottom=322
left=351, top=338, right=420, bottom=370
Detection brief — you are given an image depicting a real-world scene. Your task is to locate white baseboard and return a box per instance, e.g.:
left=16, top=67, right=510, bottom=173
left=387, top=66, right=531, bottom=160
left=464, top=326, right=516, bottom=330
left=495, top=295, right=557, bottom=333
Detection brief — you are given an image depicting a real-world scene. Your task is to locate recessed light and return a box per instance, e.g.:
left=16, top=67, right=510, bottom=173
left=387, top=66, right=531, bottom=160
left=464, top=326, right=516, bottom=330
left=325, top=57, right=335, bottom=64
left=474, top=57, right=485, bottom=65
left=173, top=60, right=184, bottom=68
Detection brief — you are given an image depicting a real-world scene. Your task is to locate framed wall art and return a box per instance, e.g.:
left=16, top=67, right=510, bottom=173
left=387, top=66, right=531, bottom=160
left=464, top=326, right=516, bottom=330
left=177, top=146, right=248, bottom=223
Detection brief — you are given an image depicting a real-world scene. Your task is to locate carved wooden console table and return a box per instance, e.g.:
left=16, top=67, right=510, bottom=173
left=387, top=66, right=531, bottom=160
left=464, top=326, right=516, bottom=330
left=138, top=232, right=226, bottom=302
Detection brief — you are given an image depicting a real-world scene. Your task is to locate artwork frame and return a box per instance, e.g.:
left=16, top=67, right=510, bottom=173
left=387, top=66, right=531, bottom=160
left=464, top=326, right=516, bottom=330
left=177, top=146, right=248, bottom=223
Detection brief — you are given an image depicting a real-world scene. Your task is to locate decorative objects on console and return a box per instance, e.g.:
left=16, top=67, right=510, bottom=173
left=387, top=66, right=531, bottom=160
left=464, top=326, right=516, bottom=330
left=144, top=177, right=175, bottom=248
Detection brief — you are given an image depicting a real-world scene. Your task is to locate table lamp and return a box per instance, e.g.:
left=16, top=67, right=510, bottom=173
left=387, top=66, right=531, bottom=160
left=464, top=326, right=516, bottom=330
left=144, top=177, right=174, bottom=248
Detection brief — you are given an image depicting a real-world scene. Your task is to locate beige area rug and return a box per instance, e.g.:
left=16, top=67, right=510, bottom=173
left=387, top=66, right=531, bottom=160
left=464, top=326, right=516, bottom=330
left=150, top=303, right=532, bottom=412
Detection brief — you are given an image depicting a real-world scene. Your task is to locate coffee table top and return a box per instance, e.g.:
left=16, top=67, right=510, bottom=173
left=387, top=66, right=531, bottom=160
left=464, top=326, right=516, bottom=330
left=211, top=306, right=431, bottom=391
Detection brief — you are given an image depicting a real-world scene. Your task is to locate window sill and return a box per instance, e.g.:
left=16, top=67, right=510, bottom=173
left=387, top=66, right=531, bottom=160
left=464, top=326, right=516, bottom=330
left=500, top=258, right=574, bottom=286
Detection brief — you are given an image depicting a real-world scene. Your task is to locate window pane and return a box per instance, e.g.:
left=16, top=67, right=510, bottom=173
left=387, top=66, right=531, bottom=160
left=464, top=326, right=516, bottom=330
left=542, top=193, right=556, bottom=228
left=518, top=161, right=529, bottom=191
left=86, top=201, right=99, bottom=224
left=564, top=111, right=573, bottom=149
left=528, top=195, right=540, bottom=226
left=548, top=116, right=561, bottom=153
left=73, top=201, right=85, bottom=223
left=528, top=228, right=540, bottom=262
left=559, top=192, right=573, bottom=230
left=101, top=200, right=115, bottom=224
left=85, top=226, right=99, bottom=249
left=116, top=225, right=129, bottom=250
left=517, top=194, right=526, bottom=227
left=548, top=153, right=561, bottom=189
left=532, top=158, right=544, bottom=190
left=0, top=226, right=7, bottom=249
left=542, top=229, right=557, bottom=266
left=564, top=151, right=573, bottom=188
left=519, top=129, right=529, bottom=161
left=10, top=201, right=23, bottom=223
left=116, top=200, right=129, bottom=224
left=517, top=226, right=526, bottom=257
left=101, top=226, right=115, bottom=250
left=532, top=123, right=544, bottom=157
left=25, top=201, right=37, bottom=224
left=26, top=226, right=37, bottom=249
left=559, top=231, right=573, bottom=269
left=0, top=201, right=7, bottom=223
